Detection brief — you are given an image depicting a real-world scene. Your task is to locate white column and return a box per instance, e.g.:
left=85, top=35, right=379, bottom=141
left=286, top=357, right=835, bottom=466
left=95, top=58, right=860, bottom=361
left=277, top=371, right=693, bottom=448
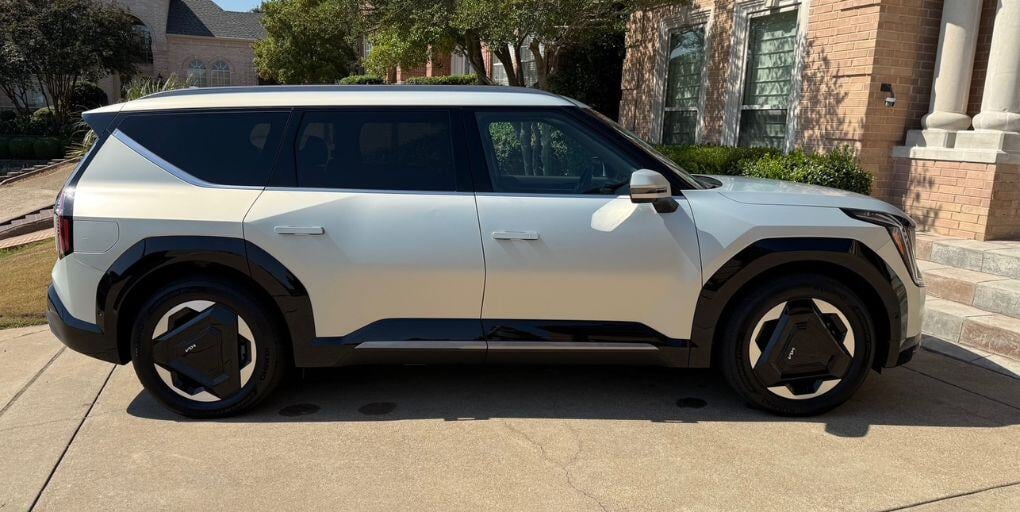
left=922, top=0, right=982, bottom=131
left=972, top=0, right=1020, bottom=133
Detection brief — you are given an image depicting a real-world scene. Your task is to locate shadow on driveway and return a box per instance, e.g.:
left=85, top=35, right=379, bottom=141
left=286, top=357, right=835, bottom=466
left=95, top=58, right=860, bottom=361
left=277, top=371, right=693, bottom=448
left=126, top=351, right=1020, bottom=439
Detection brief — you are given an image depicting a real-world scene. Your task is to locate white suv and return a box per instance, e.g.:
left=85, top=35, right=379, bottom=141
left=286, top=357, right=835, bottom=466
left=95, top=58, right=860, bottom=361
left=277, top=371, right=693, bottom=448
left=46, top=86, right=924, bottom=417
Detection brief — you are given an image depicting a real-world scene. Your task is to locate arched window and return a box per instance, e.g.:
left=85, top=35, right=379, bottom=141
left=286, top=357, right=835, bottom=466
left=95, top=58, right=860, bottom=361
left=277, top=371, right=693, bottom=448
left=186, top=59, right=207, bottom=87
left=210, top=60, right=231, bottom=87
left=132, top=19, right=153, bottom=63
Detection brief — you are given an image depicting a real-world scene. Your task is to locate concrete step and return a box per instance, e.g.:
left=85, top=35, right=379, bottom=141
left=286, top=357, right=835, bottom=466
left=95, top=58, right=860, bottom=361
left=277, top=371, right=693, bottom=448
left=923, top=298, right=1020, bottom=360
left=919, top=263, right=1020, bottom=319
left=918, top=234, right=1020, bottom=279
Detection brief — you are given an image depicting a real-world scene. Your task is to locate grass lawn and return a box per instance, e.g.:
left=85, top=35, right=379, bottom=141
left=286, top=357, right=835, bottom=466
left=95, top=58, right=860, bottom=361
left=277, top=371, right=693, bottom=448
left=0, top=241, right=54, bottom=329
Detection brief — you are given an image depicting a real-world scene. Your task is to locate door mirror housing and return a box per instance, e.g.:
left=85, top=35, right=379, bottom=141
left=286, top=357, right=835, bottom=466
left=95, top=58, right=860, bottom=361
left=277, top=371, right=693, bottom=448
left=630, top=169, right=678, bottom=213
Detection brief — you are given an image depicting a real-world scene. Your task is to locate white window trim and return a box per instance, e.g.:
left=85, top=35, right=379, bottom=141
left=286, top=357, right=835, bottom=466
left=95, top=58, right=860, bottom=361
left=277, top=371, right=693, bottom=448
left=650, top=8, right=713, bottom=144
left=722, top=0, right=810, bottom=151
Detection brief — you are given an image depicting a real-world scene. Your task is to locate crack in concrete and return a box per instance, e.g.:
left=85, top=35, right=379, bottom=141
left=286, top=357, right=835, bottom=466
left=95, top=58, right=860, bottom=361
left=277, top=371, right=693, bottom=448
left=27, top=363, right=116, bottom=511
left=501, top=421, right=608, bottom=512
left=0, top=346, right=64, bottom=419
left=878, top=480, right=1020, bottom=511
left=903, top=365, right=1020, bottom=413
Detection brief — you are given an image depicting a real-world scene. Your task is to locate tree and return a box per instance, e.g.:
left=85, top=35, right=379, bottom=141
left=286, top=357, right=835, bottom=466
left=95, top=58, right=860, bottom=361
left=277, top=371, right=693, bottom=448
left=18, top=0, right=146, bottom=122
left=253, top=0, right=360, bottom=84
left=0, top=0, right=39, bottom=115
left=362, top=0, right=679, bottom=89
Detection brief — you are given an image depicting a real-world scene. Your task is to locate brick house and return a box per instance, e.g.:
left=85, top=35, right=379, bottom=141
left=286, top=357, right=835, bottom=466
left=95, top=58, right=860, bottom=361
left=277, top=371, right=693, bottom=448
left=620, top=0, right=1020, bottom=240
left=0, top=0, right=265, bottom=109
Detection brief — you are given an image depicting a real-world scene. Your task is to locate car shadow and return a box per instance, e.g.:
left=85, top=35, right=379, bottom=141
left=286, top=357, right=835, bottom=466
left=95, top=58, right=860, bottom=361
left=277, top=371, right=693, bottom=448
left=126, top=350, right=1020, bottom=438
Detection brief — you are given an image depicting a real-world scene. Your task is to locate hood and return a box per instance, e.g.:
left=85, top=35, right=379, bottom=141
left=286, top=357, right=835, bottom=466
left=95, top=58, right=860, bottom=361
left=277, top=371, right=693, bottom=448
left=698, top=175, right=910, bottom=218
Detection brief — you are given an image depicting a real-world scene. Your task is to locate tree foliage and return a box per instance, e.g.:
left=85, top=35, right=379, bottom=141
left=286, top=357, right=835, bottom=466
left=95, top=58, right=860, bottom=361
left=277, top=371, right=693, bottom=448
left=253, top=0, right=361, bottom=84
left=1, top=0, right=146, bottom=122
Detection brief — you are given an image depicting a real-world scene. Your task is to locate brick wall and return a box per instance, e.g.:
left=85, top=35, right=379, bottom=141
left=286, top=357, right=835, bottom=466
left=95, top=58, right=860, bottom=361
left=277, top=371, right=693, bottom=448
left=166, top=35, right=260, bottom=86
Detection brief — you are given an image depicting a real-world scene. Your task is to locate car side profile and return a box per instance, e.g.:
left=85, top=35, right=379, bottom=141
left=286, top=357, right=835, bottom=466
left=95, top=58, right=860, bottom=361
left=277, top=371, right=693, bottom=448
left=46, top=86, right=924, bottom=418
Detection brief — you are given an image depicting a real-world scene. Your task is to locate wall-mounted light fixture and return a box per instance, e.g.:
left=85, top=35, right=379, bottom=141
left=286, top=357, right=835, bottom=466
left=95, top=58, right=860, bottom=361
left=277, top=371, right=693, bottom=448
left=881, top=83, right=896, bottom=108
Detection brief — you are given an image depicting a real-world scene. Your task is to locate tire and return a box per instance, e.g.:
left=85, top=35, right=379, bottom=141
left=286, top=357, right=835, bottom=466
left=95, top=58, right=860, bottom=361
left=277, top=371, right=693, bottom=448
left=719, top=273, right=875, bottom=416
left=130, top=277, right=287, bottom=418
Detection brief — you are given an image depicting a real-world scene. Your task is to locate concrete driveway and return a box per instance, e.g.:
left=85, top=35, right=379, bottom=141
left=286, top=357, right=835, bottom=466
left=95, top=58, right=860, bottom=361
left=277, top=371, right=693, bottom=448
left=2, top=325, right=1019, bottom=511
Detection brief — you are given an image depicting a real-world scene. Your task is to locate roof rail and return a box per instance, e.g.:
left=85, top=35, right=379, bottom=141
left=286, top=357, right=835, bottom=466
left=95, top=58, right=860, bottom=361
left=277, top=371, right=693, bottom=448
left=142, top=84, right=562, bottom=100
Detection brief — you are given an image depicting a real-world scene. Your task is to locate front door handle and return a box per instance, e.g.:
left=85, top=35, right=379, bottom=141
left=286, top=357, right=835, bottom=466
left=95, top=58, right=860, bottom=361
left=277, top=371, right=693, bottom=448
left=274, top=226, right=325, bottom=236
left=491, top=230, right=539, bottom=241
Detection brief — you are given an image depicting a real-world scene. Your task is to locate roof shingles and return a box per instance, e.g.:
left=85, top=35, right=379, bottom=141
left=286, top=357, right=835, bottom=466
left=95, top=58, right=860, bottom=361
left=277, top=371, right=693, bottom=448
left=166, top=0, right=266, bottom=40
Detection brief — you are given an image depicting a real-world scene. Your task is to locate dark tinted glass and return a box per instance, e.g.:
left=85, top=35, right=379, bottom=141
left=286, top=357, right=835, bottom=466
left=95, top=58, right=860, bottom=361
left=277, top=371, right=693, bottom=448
left=117, top=111, right=289, bottom=186
left=295, top=110, right=456, bottom=191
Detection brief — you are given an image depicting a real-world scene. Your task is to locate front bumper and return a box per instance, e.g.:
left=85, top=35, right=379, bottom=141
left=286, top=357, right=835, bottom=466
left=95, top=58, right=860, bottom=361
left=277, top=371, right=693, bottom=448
left=46, top=284, right=124, bottom=364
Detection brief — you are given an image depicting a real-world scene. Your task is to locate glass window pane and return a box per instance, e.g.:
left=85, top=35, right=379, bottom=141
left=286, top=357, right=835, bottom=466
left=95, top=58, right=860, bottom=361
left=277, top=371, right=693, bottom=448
left=295, top=110, right=457, bottom=191
left=117, top=111, right=289, bottom=186
left=662, top=111, right=698, bottom=146
left=742, top=11, right=798, bottom=107
left=738, top=108, right=788, bottom=149
left=664, top=28, right=705, bottom=110
left=475, top=111, right=640, bottom=195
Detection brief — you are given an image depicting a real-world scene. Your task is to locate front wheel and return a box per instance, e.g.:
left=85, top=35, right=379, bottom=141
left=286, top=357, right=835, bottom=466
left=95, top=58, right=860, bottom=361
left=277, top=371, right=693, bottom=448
left=719, top=274, right=875, bottom=416
left=130, top=278, right=287, bottom=418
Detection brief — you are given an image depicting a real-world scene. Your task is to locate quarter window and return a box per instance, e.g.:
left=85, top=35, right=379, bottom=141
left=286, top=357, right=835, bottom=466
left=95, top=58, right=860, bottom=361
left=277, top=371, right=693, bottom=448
left=294, top=110, right=457, bottom=191
left=662, top=27, right=706, bottom=145
left=475, top=111, right=640, bottom=195
left=117, top=111, right=289, bottom=186
left=738, top=10, right=798, bottom=149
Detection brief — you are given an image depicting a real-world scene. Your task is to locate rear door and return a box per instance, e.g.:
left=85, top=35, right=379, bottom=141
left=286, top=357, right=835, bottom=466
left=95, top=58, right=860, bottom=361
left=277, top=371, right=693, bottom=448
left=244, top=108, right=486, bottom=350
left=468, top=108, right=703, bottom=352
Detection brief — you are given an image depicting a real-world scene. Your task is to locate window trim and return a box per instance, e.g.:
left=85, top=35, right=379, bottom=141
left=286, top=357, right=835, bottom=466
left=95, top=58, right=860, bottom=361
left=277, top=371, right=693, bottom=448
left=651, top=8, right=713, bottom=144
left=722, top=0, right=810, bottom=151
left=281, top=107, right=472, bottom=194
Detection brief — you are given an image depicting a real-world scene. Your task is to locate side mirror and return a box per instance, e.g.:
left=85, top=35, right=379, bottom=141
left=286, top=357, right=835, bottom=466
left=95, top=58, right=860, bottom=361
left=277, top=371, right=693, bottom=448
left=630, top=169, right=678, bottom=213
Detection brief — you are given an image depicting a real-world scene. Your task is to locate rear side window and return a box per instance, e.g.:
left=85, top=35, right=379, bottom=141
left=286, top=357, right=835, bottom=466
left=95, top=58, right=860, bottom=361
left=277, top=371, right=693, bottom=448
left=295, top=110, right=456, bottom=191
left=117, top=111, right=290, bottom=186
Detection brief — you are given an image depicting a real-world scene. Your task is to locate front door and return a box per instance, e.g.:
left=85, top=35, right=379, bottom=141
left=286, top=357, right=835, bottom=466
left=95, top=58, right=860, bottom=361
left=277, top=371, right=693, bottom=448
left=469, top=109, right=703, bottom=350
left=244, top=109, right=485, bottom=360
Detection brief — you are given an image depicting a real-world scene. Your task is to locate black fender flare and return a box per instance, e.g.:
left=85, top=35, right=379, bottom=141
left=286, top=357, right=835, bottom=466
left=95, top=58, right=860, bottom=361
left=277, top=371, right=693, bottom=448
left=96, top=236, right=314, bottom=365
left=689, top=238, right=907, bottom=369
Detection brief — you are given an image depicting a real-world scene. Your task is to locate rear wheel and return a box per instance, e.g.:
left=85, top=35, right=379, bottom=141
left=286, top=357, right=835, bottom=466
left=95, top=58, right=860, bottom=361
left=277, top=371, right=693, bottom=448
left=130, top=278, right=286, bottom=418
left=719, top=274, right=875, bottom=415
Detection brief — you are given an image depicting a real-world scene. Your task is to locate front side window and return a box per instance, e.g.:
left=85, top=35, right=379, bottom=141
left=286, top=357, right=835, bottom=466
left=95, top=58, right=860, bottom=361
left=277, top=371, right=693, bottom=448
left=738, top=10, right=798, bottom=149
left=210, top=60, right=231, bottom=87
left=186, top=59, right=207, bottom=87
left=662, top=27, right=706, bottom=145
left=475, top=111, right=640, bottom=195
left=295, top=110, right=457, bottom=191
left=117, top=111, right=290, bottom=186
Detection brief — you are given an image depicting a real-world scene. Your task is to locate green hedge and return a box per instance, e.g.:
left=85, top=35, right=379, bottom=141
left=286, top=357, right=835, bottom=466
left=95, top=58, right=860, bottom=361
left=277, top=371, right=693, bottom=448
left=654, top=145, right=778, bottom=175
left=404, top=74, right=480, bottom=86
left=737, top=146, right=872, bottom=194
left=338, top=75, right=385, bottom=85
left=0, top=136, right=67, bottom=160
left=658, top=144, right=873, bottom=194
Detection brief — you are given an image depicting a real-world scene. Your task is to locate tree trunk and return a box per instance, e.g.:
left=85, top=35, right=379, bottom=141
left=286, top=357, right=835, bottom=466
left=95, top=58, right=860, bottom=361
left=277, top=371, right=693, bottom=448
left=529, top=40, right=548, bottom=90
left=492, top=46, right=521, bottom=87
left=463, top=31, right=491, bottom=85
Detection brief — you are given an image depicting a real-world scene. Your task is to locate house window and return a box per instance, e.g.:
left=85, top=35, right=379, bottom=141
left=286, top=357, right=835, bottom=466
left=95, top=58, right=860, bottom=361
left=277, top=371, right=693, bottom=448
left=737, top=9, right=798, bottom=149
left=186, top=59, right=207, bottom=87
left=492, top=60, right=508, bottom=85
left=661, top=27, right=706, bottom=145
left=132, top=21, right=152, bottom=63
left=210, top=60, right=231, bottom=87
left=452, top=53, right=474, bottom=75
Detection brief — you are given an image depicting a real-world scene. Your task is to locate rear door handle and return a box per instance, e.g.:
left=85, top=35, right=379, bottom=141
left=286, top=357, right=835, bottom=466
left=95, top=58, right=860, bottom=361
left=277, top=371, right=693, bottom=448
left=491, top=230, right=539, bottom=241
left=274, top=226, right=325, bottom=235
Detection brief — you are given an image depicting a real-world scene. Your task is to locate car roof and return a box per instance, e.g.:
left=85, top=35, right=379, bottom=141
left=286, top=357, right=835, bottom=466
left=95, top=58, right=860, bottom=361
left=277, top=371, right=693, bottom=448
left=87, top=85, right=581, bottom=114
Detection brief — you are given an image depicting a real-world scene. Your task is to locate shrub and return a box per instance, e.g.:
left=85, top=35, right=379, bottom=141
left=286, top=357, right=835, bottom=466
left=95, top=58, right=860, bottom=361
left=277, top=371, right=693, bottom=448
left=338, top=75, right=385, bottom=85
left=70, top=82, right=109, bottom=111
left=0, top=110, right=15, bottom=122
left=655, top=145, right=779, bottom=175
left=737, top=146, right=873, bottom=194
left=0, top=137, right=9, bottom=159
left=403, top=74, right=480, bottom=86
left=31, top=107, right=54, bottom=124
left=33, top=137, right=66, bottom=159
left=8, top=137, right=37, bottom=159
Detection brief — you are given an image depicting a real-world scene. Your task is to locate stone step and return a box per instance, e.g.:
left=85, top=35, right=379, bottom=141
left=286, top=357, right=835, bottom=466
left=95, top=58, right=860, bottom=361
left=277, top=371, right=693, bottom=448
left=923, top=298, right=1020, bottom=360
left=918, top=235, right=1020, bottom=279
left=919, top=263, right=1020, bottom=319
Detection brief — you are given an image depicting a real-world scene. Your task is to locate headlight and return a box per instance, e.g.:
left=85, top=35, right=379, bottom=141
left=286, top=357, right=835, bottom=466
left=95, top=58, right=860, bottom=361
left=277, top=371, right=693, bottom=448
left=843, top=209, right=924, bottom=287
